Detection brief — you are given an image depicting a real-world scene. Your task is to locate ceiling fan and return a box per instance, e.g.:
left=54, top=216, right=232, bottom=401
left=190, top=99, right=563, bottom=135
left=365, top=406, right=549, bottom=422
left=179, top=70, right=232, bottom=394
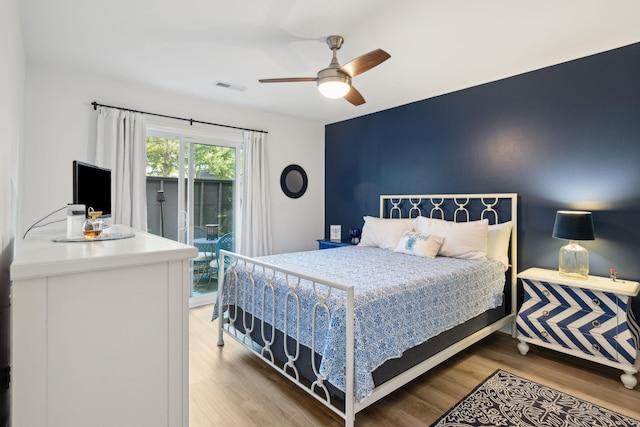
left=259, top=35, right=390, bottom=106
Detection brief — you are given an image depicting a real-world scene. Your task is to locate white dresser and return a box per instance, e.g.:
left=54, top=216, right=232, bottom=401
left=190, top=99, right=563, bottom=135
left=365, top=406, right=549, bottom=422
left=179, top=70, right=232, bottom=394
left=516, top=268, right=640, bottom=389
left=10, top=225, right=197, bottom=427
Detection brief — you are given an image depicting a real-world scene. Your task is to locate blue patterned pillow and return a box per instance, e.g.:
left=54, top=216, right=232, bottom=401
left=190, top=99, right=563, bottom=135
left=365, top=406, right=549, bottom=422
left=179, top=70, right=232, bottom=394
left=394, top=231, right=444, bottom=258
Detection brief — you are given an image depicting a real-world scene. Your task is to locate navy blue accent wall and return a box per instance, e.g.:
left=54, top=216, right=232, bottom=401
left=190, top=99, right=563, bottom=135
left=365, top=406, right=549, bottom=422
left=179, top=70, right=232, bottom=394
left=325, top=42, right=640, bottom=281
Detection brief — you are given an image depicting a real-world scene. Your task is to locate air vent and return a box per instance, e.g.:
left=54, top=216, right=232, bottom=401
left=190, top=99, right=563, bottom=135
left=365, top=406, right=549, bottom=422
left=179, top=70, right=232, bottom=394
left=213, top=81, right=247, bottom=92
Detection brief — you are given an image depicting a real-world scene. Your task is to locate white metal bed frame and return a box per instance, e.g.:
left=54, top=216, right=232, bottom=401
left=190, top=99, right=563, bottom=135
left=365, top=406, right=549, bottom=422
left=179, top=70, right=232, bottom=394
left=216, top=193, right=517, bottom=427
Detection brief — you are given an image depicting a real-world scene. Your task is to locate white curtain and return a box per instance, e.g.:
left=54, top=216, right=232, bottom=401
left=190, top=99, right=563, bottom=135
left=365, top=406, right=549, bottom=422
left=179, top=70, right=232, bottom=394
left=95, top=107, right=148, bottom=231
left=239, top=131, right=272, bottom=256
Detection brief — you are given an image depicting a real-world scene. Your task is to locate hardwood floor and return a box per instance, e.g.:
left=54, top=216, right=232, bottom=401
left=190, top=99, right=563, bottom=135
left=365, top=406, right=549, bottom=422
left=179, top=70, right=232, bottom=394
left=189, top=304, right=640, bottom=426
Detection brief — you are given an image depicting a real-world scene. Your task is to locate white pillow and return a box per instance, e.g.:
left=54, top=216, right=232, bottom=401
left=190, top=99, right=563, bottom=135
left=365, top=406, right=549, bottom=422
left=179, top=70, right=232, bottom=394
left=394, top=231, right=444, bottom=258
left=413, top=217, right=489, bottom=260
left=488, top=221, right=512, bottom=270
left=358, top=216, right=414, bottom=250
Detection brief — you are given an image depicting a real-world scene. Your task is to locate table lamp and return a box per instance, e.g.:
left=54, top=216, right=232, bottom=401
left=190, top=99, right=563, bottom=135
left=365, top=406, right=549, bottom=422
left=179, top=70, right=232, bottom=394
left=552, top=210, right=595, bottom=279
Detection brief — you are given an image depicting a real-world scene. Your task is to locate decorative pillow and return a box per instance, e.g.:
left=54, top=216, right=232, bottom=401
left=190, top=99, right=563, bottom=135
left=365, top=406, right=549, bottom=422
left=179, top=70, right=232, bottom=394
left=394, top=231, right=444, bottom=258
left=358, top=216, right=414, bottom=250
left=413, top=217, right=489, bottom=260
left=488, top=221, right=512, bottom=270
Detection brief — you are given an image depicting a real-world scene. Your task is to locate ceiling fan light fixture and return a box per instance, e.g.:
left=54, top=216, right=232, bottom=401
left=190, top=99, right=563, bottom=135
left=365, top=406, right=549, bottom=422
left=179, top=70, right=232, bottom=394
left=259, top=35, right=389, bottom=106
left=317, top=75, right=350, bottom=99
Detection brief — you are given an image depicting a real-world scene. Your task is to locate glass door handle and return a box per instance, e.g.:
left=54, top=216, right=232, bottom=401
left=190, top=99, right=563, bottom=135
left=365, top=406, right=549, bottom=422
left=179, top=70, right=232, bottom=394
left=178, top=210, right=189, bottom=243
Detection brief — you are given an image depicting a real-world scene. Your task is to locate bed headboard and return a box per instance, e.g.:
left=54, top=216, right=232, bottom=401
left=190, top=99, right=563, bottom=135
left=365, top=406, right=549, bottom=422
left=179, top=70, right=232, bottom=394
left=380, top=193, right=515, bottom=223
left=379, top=193, right=518, bottom=322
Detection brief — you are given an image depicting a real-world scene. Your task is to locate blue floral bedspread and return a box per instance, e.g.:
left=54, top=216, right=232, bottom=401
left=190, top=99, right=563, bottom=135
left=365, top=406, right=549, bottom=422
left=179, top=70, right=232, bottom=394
left=214, top=246, right=505, bottom=402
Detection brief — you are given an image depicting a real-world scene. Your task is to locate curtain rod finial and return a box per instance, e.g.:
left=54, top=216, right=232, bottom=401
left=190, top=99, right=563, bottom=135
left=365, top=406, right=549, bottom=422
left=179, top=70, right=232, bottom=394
left=92, top=102, right=97, bottom=111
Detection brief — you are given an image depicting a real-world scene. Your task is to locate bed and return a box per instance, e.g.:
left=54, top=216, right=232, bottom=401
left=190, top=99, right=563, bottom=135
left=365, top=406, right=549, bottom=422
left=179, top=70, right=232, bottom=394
left=214, top=193, right=517, bottom=426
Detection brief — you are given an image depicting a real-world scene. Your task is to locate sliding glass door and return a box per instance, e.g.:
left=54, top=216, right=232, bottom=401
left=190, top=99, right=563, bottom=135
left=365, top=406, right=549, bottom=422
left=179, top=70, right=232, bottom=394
left=146, top=126, right=241, bottom=307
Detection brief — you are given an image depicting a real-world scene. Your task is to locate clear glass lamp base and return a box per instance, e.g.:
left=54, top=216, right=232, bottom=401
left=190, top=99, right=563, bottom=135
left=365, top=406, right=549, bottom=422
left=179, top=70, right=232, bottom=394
left=558, top=241, right=589, bottom=279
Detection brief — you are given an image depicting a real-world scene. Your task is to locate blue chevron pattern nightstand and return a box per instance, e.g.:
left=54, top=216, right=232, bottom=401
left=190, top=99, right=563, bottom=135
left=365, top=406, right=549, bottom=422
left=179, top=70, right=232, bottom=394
left=516, top=268, right=640, bottom=389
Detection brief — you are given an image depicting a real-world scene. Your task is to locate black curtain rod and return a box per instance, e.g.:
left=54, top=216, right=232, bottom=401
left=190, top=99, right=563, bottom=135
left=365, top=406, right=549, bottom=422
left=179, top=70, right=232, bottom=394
left=91, top=101, right=268, bottom=134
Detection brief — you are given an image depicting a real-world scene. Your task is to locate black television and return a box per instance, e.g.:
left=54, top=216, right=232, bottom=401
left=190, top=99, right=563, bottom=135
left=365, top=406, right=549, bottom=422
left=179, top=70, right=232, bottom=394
left=72, top=160, right=112, bottom=218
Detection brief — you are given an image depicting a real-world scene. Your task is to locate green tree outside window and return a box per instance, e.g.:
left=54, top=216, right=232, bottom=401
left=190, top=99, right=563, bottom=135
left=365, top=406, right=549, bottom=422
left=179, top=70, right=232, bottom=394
left=146, top=136, right=235, bottom=179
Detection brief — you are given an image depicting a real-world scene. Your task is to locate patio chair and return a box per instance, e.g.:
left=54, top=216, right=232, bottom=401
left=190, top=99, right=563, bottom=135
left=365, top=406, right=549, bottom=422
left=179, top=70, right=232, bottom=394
left=193, top=226, right=214, bottom=286
left=209, top=232, right=234, bottom=285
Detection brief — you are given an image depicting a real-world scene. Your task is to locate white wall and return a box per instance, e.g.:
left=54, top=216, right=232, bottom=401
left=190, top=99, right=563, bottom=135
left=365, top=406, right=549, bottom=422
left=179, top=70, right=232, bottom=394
left=22, top=62, right=325, bottom=254
left=1, top=0, right=24, bottom=249
left=1, top=0, right=25, bottom=422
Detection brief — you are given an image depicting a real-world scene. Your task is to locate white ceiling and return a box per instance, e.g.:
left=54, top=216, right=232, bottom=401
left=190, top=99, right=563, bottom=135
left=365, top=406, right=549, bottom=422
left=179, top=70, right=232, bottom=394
left=19, top=0, right=640, bottom=125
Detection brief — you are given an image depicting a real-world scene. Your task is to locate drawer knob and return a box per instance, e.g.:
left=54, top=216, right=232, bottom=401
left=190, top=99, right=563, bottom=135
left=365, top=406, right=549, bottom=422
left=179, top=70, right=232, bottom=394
left=542, top=310, right=550, bottom=317
left=592, top=299, right=601, bottom=306
left=541, top=331, right=549, bottom=338
left=592, top=344, right=600, bottom=352
left=592, top=320, right=601, bottom=328
left=542, top=290, right=550, bottom=297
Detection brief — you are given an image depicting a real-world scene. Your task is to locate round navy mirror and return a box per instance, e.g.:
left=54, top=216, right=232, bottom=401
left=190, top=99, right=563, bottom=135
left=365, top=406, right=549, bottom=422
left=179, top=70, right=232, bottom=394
left=280, top=164, right=308, bottom=199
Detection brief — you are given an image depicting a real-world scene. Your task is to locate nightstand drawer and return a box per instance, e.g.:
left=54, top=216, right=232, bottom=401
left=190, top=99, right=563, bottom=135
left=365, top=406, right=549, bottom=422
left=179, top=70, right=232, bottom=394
left=519, top=300, right=618, bottom=339
left=521, top=278, right=619, bottom=315
left=517, top=317, right=620, bottom=363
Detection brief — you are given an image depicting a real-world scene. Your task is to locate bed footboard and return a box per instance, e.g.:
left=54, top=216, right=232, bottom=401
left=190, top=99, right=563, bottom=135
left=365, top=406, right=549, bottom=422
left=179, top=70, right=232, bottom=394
left=216, top=251, right=357, bottom=426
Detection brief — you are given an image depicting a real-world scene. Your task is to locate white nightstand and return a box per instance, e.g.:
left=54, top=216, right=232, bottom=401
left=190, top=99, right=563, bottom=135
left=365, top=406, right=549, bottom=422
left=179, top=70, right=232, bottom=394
left=516, top=267, right=640, bottom=389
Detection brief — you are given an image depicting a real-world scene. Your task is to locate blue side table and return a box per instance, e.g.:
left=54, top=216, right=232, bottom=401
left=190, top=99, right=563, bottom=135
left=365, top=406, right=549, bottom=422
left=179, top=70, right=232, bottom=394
left=194, top=237, right=218, bottom=256
left=317, top=239, right=356, bottom=250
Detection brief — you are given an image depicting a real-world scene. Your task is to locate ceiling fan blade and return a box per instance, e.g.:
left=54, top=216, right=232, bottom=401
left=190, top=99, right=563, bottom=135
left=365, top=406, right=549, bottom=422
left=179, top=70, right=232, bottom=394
left=340, top=49, right=390, bottom=77
left=259, top=77, right=317, bottom=83
left=344, top=86, right=365, bottom=106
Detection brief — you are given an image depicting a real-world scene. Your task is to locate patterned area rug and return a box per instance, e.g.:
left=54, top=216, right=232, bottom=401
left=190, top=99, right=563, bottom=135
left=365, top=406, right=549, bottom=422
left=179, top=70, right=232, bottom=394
left=430, top=370, right=640, bottom=427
